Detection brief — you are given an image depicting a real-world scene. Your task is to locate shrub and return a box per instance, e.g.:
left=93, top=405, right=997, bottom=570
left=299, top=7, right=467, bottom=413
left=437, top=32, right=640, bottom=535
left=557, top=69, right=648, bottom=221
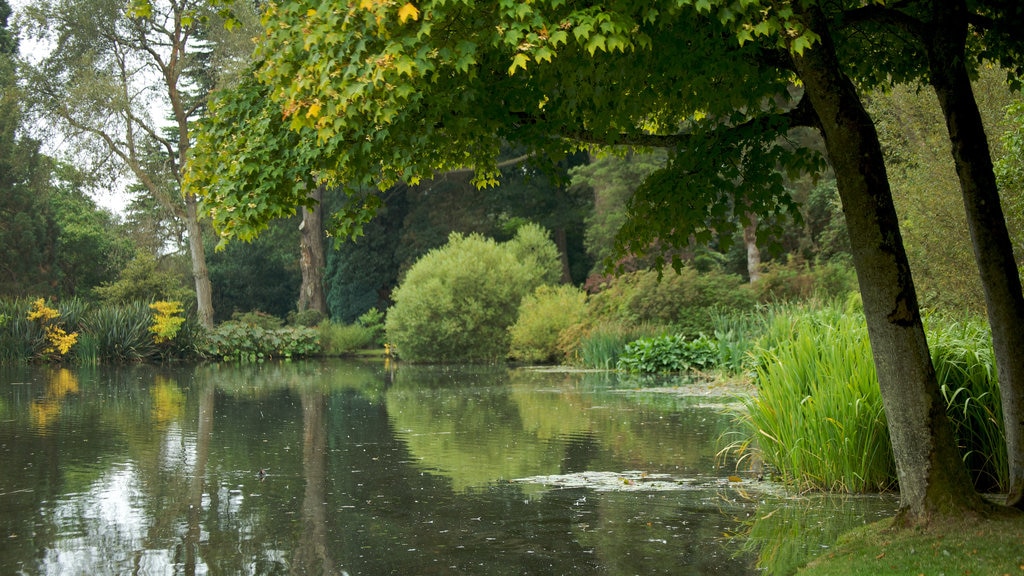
left=230, top=310, right=284, bottom=329
left=509, top=284, right=588, bottom=363
left=385, top=224, right=562, bottom=363
left=357, top=308, right=386, bottom=347
left=318, top=322, right=376, bottom=355
left=289, top=308, right=326, bottom=327
left=616, top=333, right=718, bottom=374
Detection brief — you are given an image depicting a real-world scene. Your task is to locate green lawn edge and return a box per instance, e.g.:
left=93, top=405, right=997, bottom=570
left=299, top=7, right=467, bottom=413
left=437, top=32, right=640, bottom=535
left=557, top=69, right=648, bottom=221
left=796, top=510, right=1024, bottom=576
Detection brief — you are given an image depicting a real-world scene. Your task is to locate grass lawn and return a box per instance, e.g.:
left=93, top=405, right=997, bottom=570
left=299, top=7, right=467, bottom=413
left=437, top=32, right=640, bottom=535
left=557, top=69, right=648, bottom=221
left=798, top=509, right=1024, bottom=576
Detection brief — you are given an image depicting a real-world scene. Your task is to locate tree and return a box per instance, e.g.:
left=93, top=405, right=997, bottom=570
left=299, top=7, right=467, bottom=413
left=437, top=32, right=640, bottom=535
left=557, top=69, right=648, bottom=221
left=836, top=0, right=1024, bottom=509
left=19, top=0, right=255, bottom=327
left=190, top=0, right=1006, bottom=524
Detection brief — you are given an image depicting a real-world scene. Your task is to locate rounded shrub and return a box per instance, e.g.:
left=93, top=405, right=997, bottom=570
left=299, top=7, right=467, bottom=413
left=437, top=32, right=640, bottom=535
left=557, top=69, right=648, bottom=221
left=509, top=284, right=588, bottom=363
left=385, top=224, right=561, bottom=363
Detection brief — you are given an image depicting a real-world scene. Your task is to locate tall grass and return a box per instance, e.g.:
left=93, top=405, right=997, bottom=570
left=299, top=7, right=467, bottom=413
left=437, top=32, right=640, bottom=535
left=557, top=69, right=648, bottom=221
left=928, top=315, right=1006, bottom=492
left=733, top=305, right=894, bottom=492
left=731, top=302, right=1007, bottom=494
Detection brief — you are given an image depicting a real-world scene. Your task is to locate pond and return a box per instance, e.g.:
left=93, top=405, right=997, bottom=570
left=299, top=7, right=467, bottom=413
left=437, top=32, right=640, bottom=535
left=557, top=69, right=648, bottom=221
left=0, top=360, right=896, bottom=575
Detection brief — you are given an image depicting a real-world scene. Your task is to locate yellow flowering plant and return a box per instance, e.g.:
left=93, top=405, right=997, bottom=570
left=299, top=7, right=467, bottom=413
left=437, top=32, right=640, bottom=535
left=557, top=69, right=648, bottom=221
left=26, top=298, right=79, bottom=358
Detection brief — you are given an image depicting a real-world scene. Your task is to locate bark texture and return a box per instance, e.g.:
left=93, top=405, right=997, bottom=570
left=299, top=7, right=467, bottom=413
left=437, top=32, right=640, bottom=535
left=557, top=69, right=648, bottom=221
left=184, top=193, right=215, bottom=329
left=924, top=0, right=1024, bottom=508
left=298, top=185, right=327, bottom=315
left=793, top=1, right=983, bottom=525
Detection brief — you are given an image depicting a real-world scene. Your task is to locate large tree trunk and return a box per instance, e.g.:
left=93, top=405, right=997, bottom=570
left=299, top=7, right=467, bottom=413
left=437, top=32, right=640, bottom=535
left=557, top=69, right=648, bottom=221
left=298, top=185, right=327, bottom=315
left=924, top=0, right=1024, bottom=509
left=184, top=193, right=215, bottom=329
left=792, top=2, right=984, bottom=526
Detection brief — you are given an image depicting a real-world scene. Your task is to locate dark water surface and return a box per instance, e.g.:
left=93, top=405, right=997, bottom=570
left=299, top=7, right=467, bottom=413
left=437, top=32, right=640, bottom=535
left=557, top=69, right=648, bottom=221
left=0, top=361, right=896, bottom=575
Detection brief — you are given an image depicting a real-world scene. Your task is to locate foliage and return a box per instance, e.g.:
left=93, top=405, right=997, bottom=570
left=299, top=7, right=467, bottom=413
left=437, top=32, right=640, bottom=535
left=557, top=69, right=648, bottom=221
left=995, top=97, right=1024, bottom=272
left=149, top=301, right=185, bottom=344
left=317, top=321, right=376, bottom=356
left=83, top=302, right=159, bottom=364
left=616, top=333, right=718, bottom=374
left=229, top=310, right=284, bottom=330
left=385, top=224, right=561, bottom=363
left=93, top=253, right=193, bottom=306
left=588, top=267, right=756, bottom=338
left=207, top=215, right=302, bottom=322
left=203, top=321, right=320, bottom=361
left=751, top=257, right=858, bottom=303
left=508, top=284, right=588, bottom=364
left=869, top=72, right=1021, bottom=314
left=26, top=298, right=78, bottom=360
left=570, top=150, right=667, bottom=272
left=558, top=322, right=661, bottom=370
left=289, top=308, right=326, bottom=327
left=356, top=307, right=386, bottom=347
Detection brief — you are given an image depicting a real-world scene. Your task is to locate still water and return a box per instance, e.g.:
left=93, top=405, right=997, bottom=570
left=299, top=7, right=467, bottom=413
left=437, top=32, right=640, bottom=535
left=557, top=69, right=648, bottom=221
left=0, top=361, right=896, bottom=575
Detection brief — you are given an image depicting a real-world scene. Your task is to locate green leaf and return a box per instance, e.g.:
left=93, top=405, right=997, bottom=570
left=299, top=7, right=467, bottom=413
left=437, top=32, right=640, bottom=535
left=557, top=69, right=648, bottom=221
left=585, top=33, right=606, bottom=55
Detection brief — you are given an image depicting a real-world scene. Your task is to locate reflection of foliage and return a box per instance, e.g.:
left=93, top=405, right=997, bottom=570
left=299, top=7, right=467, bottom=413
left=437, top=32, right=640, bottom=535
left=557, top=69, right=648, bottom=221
left=29, top=368, right=79, bottom=430
left=149, top=376, right=184, bottom=425
left=742, top=496, right=897, bottom=575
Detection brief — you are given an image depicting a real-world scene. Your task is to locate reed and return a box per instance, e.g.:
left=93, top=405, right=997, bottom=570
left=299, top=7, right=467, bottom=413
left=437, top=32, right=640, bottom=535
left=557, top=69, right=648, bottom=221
left=733, top=304, right=895, bottom=492
left=927, top=314, right=1006, bottom=492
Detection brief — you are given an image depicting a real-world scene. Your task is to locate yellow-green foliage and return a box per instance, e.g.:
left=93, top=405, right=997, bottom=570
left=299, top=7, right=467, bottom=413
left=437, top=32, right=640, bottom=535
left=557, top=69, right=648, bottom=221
left=509, top=284, right=588, bottom=363
left=149, top=301, right=185, bottom=343
left=27, top=298, right=78, bottom=357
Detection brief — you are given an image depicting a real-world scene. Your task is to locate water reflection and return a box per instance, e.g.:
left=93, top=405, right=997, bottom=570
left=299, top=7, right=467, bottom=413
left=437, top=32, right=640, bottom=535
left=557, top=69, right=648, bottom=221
left=0, top=361, right=896, bottom=575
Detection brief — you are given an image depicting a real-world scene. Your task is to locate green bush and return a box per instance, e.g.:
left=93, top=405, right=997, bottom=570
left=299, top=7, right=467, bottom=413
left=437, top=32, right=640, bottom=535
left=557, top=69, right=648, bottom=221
left=289, top=308, right=326, bottom=327
left=385, top=224, right=562, bottom=363
left=509, top=284, right=588, bottom=363
left=230, top=310, right=285, bottom=329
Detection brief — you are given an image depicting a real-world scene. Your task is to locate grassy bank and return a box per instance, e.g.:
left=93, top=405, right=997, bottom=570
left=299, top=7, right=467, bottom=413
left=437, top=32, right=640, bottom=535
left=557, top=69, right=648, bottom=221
left=797, top=509, right=1024, bottom=575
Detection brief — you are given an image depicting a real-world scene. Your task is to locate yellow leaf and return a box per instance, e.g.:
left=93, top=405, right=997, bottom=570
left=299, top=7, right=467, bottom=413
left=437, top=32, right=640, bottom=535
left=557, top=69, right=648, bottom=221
left=508, top=52, right=530, bottom=75
left=398, top=2, right=419, bottom=24
left=306, top=8, right=316, bottom=17
left=306, top=102, right=322, bottom=118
